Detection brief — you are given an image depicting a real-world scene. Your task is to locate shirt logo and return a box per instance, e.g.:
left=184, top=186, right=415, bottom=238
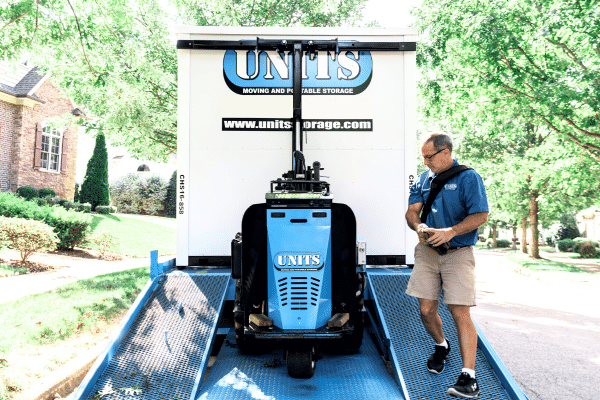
left=444, top=183, right=457, bottom=190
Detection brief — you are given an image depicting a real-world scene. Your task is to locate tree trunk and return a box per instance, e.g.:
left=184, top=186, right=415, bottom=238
left=529, top=194, right=540, bottom=259
left=492, top=222, right=497, bottom=248
left=521, top=216, right=528, bottom=254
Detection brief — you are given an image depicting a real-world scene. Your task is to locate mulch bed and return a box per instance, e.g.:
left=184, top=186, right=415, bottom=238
left=0, top=248, right=127, bottom=276
left=0, top=257, right=62, bottom=274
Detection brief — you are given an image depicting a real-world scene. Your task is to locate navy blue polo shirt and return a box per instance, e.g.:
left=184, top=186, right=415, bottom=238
left=409, top=159, right=489, bottom=247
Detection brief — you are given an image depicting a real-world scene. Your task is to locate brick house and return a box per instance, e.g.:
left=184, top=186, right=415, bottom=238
left=0, top=61, right=79, bottom=200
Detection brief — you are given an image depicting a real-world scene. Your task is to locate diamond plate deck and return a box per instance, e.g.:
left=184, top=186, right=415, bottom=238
left=368, top=271, right=512, bottom=400
left=84, top=272, right=230, bottom=400
left=197, top=330, right=403, bottom=400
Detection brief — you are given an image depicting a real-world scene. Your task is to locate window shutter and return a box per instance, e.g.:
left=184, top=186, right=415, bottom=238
left=60, top=132, right=68, bottom=175
left=34, top=123, right=43, bottom=170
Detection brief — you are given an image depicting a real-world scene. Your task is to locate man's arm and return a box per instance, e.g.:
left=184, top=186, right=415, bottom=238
left=424, top=212, right=489, bottom=247
left=406, top=202, right=424, bottom=231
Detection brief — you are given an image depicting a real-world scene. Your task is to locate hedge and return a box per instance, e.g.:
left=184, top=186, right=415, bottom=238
left=0, top=192, right=91, bottom=250
left=16, top=186, right=39, bottom=200
left=557, top=239, right=576, bottom=252
left=38, top=188, right=56, bottom=198
left=485, top=238, right=511, bottom=248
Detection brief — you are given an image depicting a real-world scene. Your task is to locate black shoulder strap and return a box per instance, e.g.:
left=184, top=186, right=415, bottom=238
left=420, top=165, right=472, bottom=223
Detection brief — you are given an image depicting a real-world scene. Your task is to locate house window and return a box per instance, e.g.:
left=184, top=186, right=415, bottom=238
left=40, top=126, right=62, bottom=172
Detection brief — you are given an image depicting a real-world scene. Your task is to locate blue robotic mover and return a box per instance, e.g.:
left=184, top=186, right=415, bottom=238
left=230, top=42, right=365, bottom=379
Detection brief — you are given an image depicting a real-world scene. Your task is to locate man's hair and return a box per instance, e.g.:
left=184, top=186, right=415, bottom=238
left=423, top=133, right=453, bottom=153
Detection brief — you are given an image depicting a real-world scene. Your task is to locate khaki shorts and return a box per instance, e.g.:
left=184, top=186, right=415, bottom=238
left=405, top=243, right=476, bottom=306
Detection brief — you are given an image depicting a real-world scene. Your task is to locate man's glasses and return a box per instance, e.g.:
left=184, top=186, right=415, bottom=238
left=422, top=148, right=446, bottom=160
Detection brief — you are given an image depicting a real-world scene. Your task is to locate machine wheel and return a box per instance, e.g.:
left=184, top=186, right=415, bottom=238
left=286, top=344, right=317, bottom=379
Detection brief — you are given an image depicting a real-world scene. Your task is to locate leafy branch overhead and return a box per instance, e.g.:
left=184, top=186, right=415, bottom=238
left=0, top=0, right=368, bottom=161
left=416, top=0, right=600, bottom=162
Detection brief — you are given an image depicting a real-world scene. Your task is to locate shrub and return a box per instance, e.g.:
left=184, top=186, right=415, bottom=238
left=38, top=188, right=56, bottom=198
left=573, top=241, right=599, bottom=258
left=0, top=217, right=59, bottom=261
left=165, top=170, right=177, bottom=218
left=110, top=175, right=168, bottom=215
left=574, top=238, right=600, bottom=248
left=35, top=196, right=50, bottom=207
left=557, top=238, right=575, bottom=252
left=0, top=192, right=53, bottom=220
left=80, top=203, right=92, bottom=213
left=96, top=205, right=116, bottom=214
left=16, top=186, right=39, bottom=200
left=496, top=239, right=511, bottom=248
left=87, top=232, right=120, bottom=257
left=45, top=207, right=92, bottom=250
left=545, top=236, right=554, bottom=246
left=62, top=201, right=76, bottom=210
left=574, top=242, right=599, bottom=259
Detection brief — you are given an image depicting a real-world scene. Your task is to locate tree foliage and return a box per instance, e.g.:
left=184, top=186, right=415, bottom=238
left=0, top=0, right=368, bottom=160
left=415, top=0, right=600, bottom=257
left=79, top=133, right=110, bottom=210
left=416, top=0, right=600, bottom=162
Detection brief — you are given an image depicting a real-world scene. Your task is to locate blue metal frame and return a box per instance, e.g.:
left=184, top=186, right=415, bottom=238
left=72, top=266, right=231, bottom=400
left=150, top=250, right=176, bottom=279
left=365, top=268, right=412, bottom=399
left=75, top=257, right=528, bottom=400
left=72, top=275, right=160, bottom=399
left=365, top=268, right=529, bottom=400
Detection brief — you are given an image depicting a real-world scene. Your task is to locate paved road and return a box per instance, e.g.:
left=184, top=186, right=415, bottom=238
left=472, top=250, right=600, bottom=400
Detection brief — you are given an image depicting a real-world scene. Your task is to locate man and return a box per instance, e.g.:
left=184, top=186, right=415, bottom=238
left=405, top=133, right=489, bottom=399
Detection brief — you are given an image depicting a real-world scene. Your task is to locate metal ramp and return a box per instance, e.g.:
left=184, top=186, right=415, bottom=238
left=77, top=271, right=230, bottom=400
left=367, top=269, right=520, bottom=400
left=197, top=330, right=403, bottom=400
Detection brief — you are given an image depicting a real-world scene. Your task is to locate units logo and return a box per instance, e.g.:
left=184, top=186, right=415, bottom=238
left=223, top=50, right=372, bottom=95
left=274, top=252, right=325, bottom=270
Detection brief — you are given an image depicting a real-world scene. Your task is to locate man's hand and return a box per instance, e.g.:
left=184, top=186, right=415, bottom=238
left=424, top=227, right=456, bottom=247
left=416, top=223, right=431, bottom=244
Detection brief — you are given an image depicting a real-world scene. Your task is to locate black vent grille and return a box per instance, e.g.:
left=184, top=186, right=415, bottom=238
left=278, top=276, right=321, bottom=310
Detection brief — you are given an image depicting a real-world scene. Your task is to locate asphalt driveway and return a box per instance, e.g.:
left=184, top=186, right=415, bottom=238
left=472, top=250, right=600, bottom=400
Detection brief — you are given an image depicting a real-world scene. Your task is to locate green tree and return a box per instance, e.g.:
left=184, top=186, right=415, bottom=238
left=79, top=134, right=110, bottom=210
left=415, top=0, right=600, bottom=258
left=415, top=0, right=600, bottom=163
left=0, top=0, right=368, bottom=161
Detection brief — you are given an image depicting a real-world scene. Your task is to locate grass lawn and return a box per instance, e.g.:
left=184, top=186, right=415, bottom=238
left=84, top=214, right=176, bottom=257
left=506, top=251, right=595, bottom=274
left=0, top=267, right=149, bottom=398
